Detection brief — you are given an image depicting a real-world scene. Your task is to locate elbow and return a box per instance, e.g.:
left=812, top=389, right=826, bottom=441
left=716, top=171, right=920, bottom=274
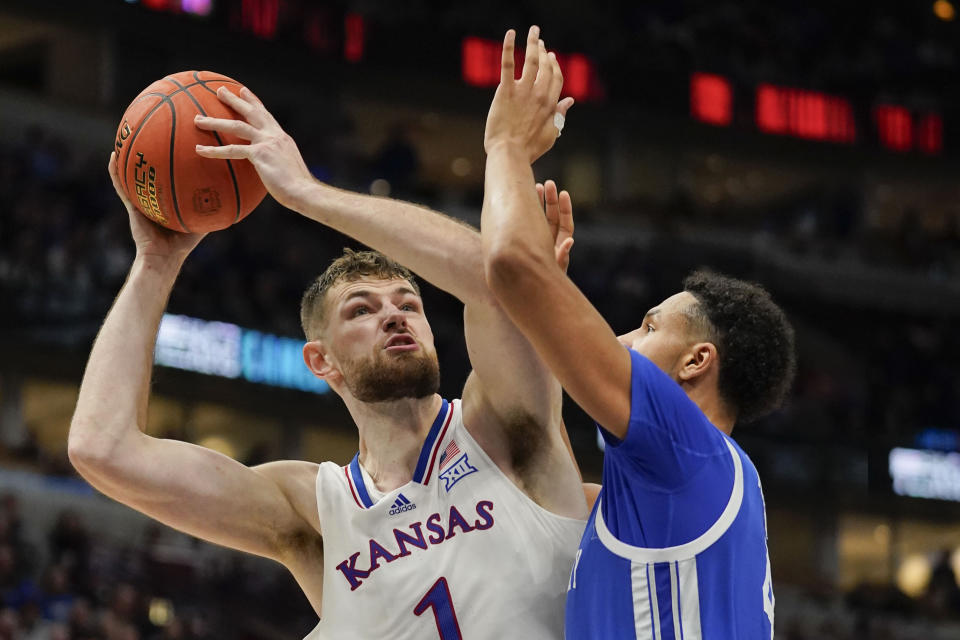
left=67, top=424, right=101, bottom=474
left=67, top=419, right=125, bottom=475
left=483, top=239, right=552, bottom=302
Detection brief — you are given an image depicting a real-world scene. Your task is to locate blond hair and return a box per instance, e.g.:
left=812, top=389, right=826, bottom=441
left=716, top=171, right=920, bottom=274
left=300, top=249, right=420, bottom=340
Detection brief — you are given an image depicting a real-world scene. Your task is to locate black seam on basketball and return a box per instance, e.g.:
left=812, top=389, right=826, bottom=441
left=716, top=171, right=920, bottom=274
left=173, top=76, right=243, bottom=223
left=164, top=96, right=190, bottom=232
left=192, top=70, right=242, bottom=96
left=121, top=97, right=170, bottom=199
left=121, top=85, right=199, bottom=193
left=132, top=74, right=240, bottom=106
left=142, top=75, right=238, bottom=102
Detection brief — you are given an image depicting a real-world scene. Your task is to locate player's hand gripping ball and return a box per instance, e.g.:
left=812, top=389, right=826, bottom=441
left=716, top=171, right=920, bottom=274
left=113, top=71, right=267, bottom=233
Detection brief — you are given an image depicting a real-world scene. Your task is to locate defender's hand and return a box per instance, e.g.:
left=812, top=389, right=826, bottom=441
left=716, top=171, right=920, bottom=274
left=194, top=88, right=315, bottom=212
left=537, top=180, right=574, bottom=273
left=484, top=26, right=575, bottom=163
left=109, top=152, right=205, bottom=261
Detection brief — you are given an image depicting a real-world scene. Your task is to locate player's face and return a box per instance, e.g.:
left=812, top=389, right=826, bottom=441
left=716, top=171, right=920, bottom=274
left=323, top=277, right=440, bottom=402
left=617, top=292, right=701, bottom=379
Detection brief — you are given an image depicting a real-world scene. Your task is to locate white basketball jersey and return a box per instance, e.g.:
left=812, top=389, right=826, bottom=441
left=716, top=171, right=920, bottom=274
left=305, top=399, right=585, bottom=640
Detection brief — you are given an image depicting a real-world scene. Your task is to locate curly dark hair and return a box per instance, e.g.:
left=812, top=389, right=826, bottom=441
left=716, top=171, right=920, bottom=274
left=300, top=248, right=420, bottom=340
left=683, top=270, right=796, bottom=423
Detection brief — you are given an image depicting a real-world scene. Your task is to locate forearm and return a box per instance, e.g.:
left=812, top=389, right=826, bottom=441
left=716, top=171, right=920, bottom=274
left=481, top=143, right=558, bottom=300
left=481, top=143, right=633, bottom=438
left=290, top=179, right=489, bottom=304
left=69, top=256, right=183, bottom=461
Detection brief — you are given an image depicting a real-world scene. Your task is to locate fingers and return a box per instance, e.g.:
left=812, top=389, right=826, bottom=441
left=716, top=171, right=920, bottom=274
left=107, top=152, right=134, bottom=211
left=500, top=29, right=516, bottom=85
left=107, top=152, right=120, bottom=190
left=520, top=25, right=540, bottom=84
left=547, top=51, right=564, bottom=105
left=535, top=40, right=553, bottom=91
left=556, top=237, right=574, bottom=273
left=558, top=189, right=574, bottom=234
left=238, top=86, right=280, bottom=128
left=239, top=86, right=263, bottom=107
left=536, top=182, right=545, bottom=211
left=195, top=144, right=251, bottom=160
left=557, top=97, right=575, bottom=117
left=215, top=86, right=258, bottom=122
left=195, top=115, right=258, bottom=141
left=544, top=179, right=560, bottom=210
left=543, top=179, right=560, bottom=237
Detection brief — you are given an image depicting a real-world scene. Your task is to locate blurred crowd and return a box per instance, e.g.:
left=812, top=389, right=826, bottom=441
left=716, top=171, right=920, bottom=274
left=621, top=1, right=953, bottom=93
left=340, top=1, right=957, bottom=106
left=0, top=492, right=314, bottom=640
left=775, top=578, right=960, bottom=640
left=495, top=0, right=958, bottom=106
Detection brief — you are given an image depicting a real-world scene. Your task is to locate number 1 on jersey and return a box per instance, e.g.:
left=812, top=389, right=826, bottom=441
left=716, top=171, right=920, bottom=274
left=414, top=577, right=462, bottom=640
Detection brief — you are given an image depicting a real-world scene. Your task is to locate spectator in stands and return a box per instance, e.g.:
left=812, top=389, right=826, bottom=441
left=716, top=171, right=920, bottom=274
left=926, top=549, right=960, bottom=619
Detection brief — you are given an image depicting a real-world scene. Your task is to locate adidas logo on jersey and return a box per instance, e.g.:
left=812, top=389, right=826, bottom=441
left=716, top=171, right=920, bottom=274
left=389, top=493, right=416, bottom=516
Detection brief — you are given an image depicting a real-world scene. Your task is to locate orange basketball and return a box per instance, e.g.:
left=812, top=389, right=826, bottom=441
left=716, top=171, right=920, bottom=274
left=113, top=70, right=267, bottom=233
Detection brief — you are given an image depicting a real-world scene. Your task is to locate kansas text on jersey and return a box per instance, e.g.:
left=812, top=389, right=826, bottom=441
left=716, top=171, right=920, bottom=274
left=306, top=399, right=585, bottom=640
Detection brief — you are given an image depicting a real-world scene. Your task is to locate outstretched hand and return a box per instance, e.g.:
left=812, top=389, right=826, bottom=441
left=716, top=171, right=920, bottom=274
left=484, top=26, right=575, bottom=163
left=108, top=152, right=205, bottom=261
left=194, top=88, right=314, bottom=212
left=536, top=180, right=574, bottom=272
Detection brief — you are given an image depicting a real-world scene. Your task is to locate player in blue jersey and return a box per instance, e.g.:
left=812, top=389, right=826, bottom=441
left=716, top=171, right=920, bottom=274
left=480, top=27, right=797, bottom=639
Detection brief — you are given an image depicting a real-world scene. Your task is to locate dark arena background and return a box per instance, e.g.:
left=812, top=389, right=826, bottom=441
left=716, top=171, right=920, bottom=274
left=1, top=0, right=960, bottom=638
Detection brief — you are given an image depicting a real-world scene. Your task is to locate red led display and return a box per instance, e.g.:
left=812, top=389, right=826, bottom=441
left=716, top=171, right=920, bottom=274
left=690, top=73, right=732, bottom=126
left=917, top=113, right=943, bottom=155
left=462, top=37, right=502, bottom=87
left=134, top=0, right=212, bottom=17
left=343, top=13, right=365, bottom=62
left=755, top=84, right=856, bottom=143
left=874, top=108, right=944, bottom=155
left=461, top=36, right=601, bottom=102
left=241, top=0, right=279, bottom=39
left=692, top=73, right=946, bottom=154
left=875, top=105, right=913, bottom=151
left=559, top=53, right=590, bottom=101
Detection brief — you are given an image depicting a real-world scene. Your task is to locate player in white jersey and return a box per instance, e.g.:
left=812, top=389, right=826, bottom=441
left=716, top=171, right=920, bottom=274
left=481, top=27, right=796, bottom=638
left=69, top=68, right=586, bottom=638
left=310, top=398, right=583, bottom=638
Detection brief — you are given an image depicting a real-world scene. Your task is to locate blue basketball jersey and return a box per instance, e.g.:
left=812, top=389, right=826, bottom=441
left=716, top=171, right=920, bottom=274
left=565, top=349, right=774, bottom=639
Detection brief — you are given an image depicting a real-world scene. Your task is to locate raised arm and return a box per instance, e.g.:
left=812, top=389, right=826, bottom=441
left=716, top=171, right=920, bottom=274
left=194, top=85, right=585, bottom=516
left=194, top=91, right=487, bottom=305
left=68, top=155, right=319, bottom=566
left=481, top=27, right=633, bottom=439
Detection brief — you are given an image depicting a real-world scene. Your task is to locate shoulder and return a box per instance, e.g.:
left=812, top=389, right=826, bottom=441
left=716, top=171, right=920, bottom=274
left=626, top=349, right=683, bottom=397
left=625, top=348, right=711, bottom=428
left=253, top=460, right=323, bottom=534
left=254, top=459, right=321, bottom=487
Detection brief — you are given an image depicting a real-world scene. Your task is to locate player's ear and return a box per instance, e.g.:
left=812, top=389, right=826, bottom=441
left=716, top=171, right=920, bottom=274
left=303, top=340, right=340, bottom=382
left=677, top=342, right=717, bottom=383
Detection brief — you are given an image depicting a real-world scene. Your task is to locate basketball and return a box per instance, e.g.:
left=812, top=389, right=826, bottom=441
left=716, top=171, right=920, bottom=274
left=113, top=70, right=267, bottom=233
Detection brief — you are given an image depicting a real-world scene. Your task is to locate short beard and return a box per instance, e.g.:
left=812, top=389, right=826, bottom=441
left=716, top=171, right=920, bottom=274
left=341, top=348, right=440, bottom=403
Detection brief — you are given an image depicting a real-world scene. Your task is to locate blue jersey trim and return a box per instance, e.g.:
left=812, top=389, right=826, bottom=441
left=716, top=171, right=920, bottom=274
left=675, top=561, right=685, bottom=640
left=596, top=438, right=744, bottom=562
left=348, top=453, right=375, bottom=508
left=412, top=398, right=450, bottom=483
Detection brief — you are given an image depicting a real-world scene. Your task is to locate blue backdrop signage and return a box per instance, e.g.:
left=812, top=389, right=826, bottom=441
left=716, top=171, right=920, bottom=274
left=154, top=314, right=329, bottom=395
